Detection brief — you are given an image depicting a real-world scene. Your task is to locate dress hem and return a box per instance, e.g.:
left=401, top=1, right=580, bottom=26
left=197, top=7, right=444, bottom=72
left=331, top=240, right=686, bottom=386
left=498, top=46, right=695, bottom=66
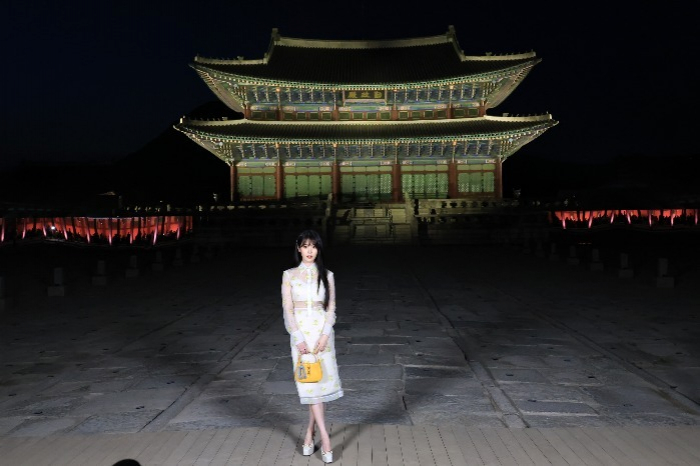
left=300, top=389, right=344, bottom=405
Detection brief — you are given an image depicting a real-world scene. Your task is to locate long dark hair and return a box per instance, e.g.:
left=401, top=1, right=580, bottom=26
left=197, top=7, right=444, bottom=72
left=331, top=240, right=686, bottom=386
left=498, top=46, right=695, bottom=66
left=294, top=230, right=330, bottom=310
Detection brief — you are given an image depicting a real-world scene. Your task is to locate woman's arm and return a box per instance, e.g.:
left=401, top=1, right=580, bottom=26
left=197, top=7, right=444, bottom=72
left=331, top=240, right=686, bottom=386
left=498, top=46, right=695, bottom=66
left=282, top=270, right=305, bottom=346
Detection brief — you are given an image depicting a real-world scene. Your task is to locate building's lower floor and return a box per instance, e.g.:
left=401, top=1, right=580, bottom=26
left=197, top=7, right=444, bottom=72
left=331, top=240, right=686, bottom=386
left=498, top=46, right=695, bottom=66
left=230, top=159, right=503, bottom=202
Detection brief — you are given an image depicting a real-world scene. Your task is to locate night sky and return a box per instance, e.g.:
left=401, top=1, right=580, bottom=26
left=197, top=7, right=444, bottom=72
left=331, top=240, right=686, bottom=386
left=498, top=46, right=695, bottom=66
left=2, top=1, right=698, bottom=170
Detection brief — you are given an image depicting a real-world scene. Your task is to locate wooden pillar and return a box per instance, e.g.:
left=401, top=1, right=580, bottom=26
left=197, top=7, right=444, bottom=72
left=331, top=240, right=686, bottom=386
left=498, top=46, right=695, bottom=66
left=333, top=90, right=339, bottom=121
left=448, top=85, right=454, bottom=119
left=331, top=160, right=340, bottom=203
left=392, top=161, right=402, bottom=202
left=276, top=162, right=283, bottom=201
left=229, top=163, right=237, bottom=204
left=276, top=87, right=282, bottom=120
left=495, top=158, right=503, bottom=199
left=448, top=161, right=459, bottom=198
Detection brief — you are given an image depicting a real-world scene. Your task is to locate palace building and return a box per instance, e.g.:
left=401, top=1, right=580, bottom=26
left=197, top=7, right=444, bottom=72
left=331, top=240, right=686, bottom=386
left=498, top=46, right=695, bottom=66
left=175, top=26, right=557, bottom=203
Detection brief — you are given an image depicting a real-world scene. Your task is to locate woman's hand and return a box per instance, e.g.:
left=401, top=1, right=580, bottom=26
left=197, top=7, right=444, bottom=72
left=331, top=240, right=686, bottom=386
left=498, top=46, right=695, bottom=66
left=314, top=334, right=329, bottom=353
left=296, top=341, right=309, bottom=354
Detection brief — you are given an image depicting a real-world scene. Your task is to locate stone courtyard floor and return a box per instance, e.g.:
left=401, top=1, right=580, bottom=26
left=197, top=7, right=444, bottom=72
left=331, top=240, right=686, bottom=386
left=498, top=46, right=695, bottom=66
left=0, top=241, right=699, bottom=464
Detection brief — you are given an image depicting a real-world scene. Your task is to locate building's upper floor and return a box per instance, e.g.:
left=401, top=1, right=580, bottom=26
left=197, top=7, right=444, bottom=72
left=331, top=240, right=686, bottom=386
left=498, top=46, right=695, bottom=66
left=192, top=26, right=541, bottom=121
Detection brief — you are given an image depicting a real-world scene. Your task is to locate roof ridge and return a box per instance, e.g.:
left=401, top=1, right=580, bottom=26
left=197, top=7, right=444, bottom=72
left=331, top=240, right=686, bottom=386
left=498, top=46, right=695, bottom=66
left=274, top=29, right=454, bottom=50
left=193, top=26, right=539, bottom=68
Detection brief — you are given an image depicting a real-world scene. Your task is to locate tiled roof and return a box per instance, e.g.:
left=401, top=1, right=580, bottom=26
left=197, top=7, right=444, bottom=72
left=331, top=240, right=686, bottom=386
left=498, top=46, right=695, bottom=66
left=194, top=29, right=538, bottom=85
left=176, top=116, right=557, bottom=142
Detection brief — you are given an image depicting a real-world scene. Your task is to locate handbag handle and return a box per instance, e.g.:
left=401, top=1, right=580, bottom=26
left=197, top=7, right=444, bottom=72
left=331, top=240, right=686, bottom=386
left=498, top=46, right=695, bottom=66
left=298, top=351, right=318, bottom=364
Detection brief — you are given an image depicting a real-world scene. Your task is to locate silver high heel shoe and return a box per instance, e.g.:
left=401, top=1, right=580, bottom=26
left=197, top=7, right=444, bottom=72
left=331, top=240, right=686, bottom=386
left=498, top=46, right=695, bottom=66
left=302, top=443, right=314, bottom=456
left=321, top=449, right=333, bottom=463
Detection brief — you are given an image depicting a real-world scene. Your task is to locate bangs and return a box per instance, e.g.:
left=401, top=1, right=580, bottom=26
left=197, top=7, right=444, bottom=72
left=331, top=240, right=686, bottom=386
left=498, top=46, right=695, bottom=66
left=296, top=230, right=322, bottom=247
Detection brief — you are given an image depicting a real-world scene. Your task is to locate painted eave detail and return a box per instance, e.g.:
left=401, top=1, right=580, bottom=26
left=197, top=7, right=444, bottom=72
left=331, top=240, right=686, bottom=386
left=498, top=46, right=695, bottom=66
left=174, top=115, right=557, bottom=145
left=191, top=60, right=540, bottom=90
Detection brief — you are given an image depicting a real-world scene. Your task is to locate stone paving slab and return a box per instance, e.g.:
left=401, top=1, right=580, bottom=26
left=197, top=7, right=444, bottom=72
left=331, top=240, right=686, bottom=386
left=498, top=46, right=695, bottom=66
left=404, top=377, right=482, bottom=395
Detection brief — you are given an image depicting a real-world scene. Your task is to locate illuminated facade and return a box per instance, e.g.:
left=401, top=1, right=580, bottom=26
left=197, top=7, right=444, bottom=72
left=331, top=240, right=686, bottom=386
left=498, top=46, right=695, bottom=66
left=175, top=26, right=557, bottom=202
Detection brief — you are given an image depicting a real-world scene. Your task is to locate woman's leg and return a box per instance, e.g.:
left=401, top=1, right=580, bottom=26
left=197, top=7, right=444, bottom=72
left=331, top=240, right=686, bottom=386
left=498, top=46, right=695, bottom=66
left=304, top=405, right=315, bottom=445
left=310, top=402, right=331, bottom=452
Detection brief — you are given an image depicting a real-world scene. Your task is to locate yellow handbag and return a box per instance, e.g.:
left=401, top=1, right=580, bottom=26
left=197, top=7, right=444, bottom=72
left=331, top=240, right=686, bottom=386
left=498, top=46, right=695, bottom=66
left=295, top=352, right=323, bottom=383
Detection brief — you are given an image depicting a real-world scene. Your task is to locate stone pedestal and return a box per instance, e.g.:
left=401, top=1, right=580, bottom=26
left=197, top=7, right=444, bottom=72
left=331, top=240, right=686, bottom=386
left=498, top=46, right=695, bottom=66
left=152, top=251, right=164, bottom=272
left=48, top=267, right=65, bottom=297
left=173, top=248, right=184, bottom=267
left=126, top=255, right=140, bottom=278
left=549, top=243, right=559, bottom=262
left=656, top=258, right=675, bottom=288
left=618, top=253, right=634, bottom=278
left=92, top=260, right=107, bottom=286
left=589, top=248, right=604, bottom=271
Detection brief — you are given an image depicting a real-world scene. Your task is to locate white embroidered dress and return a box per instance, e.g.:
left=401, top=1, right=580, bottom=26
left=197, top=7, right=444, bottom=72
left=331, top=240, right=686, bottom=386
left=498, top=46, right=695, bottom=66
left=282, top=263, right=343, bottom=404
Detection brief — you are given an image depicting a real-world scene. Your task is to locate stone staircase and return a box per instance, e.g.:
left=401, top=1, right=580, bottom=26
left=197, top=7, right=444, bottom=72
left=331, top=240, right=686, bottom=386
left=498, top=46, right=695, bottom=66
left=346, top=204, right=415, bottom=244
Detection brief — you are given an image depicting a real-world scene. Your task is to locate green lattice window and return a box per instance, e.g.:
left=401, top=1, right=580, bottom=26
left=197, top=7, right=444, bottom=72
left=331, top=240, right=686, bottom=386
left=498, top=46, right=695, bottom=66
left=401, top=173, right=448, bottom=198
left=457, top=171, right=494, bottom=193
left=483, top=172, right=495, bottom=192
left=238, top=175, right=276, bottom=198
left=284, top=175, right=332, bottom=198
left=341, top=174, right=354, bottom=194
left=340, top=174, right=392, bottom=201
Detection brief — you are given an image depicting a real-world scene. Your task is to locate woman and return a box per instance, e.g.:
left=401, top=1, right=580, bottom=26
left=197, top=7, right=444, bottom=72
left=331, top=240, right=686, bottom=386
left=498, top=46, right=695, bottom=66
left=282, top=230, right=343, bottom=463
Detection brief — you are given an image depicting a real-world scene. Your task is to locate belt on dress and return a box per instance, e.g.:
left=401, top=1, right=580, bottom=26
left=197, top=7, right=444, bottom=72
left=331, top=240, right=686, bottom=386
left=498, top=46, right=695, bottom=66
left=293, top=301, right=324, bottom=308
